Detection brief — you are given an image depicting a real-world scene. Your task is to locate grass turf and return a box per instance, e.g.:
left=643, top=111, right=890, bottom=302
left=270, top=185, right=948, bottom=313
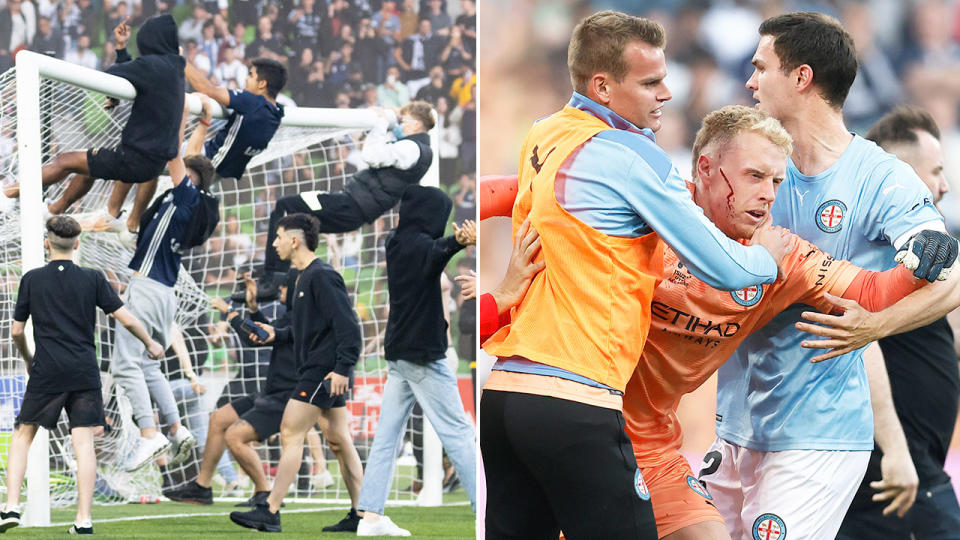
left=15, top=497, right=473, bottom=538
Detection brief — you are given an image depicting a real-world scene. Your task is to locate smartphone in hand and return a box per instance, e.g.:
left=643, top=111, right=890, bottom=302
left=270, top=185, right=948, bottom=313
left=240, top=318, right=269, bottom=341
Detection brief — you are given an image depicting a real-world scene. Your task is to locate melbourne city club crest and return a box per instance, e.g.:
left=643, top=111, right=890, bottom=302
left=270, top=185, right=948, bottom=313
left=753, top=513, right=786, bottom=540
left=816, top=199, right=847, bottom=233
left=634, top=469, right=650, bottom=501
left=731, top=284, right=763, bottom=307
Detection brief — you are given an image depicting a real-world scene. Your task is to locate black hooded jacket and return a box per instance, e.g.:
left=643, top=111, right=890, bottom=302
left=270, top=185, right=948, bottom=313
left=384, top=186, right=466, bottom=363
left=108, top=14, right=185, bottom=161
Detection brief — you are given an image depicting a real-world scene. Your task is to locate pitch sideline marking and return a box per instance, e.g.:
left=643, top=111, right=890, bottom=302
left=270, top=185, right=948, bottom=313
left=47, top=501, right=471, bottom=527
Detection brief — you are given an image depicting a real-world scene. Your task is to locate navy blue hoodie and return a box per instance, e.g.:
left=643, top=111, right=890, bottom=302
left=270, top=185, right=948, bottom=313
left=108, top=14, right=185, bottom=161
left=384, top=185, right=465, bottom=363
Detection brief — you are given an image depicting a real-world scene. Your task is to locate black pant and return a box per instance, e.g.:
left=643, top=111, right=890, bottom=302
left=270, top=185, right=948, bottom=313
left=480, top=390, right=657, bottom=540
left=264, top=192, right=365, bottom=273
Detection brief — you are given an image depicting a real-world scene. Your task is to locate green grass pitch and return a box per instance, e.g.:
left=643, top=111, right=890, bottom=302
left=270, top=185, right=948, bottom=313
left=11, top=495, right=474, bottom=538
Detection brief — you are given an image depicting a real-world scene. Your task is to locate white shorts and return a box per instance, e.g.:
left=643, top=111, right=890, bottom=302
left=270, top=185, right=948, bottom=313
left=698, top=437, right=870, bottom=540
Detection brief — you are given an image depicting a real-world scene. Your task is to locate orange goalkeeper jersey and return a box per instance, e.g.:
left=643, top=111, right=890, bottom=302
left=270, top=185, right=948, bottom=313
left=625, top=217, right=921, bottom=463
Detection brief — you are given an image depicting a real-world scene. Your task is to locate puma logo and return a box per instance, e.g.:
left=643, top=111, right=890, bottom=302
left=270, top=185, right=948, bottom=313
left=793, top=185, right=808, bottom=205
left=530, top=145, right=555, bottom=173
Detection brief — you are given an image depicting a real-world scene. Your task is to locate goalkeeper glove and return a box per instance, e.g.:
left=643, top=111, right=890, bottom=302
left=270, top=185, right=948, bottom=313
left=894, top=229, right=959, bottom=282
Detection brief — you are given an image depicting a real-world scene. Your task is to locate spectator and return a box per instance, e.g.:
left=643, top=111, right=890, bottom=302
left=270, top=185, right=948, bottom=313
left=435, top=95, right=461, bottom=186
left=184, top=39, right=212, bottom=77
left=31, top=15, right=62, bottom=58
left=288, top=0, right=323, bottom=54
left=360, top=82, right=379, bottom=108
left=448, top=65, right=474, bottom=106
left=288, top=47, right=314, bottom=104
left=335, top=21, right=356, bottom=49
left=201, top=0, right=226, bottom=19
left=328, top=41, right=358, bottom=89
left=355, top=14, right=380, bottom=83
left=842, top=1, right=904, bottom=132
left=454, top=0, right=475, bottom=54
left=306, top=59, right=336, bottom=107
left=248, top=15, right=288, bottom=62
left=415, top=65, right=447, bottom=105
left=439, top=24, right=472, bottom=74
left=0, top=0, right=33, bottom=66
left=372, top=0, right=401, bottom=76
left=398, top=0, right=418, bottom=41
left=199, top=20, right=219, bottom=75
left=59, top=0, right=82, bottom=47
left=451, top=172, right=474, bottom=225
left=101, top=39, right=117, bottom=69
left=214, top=45, right=248, bottom=89
left=424, top=0, right=451, bottom=36
left=458, top=92, right=475, bottom=173
left=179, top=4, right=210, bottom=44
left=64, top=33, right=97, bottom=70
left=376, top=65, right=409, bottom=108
left=105, top=1, right=129, bottom=44
left=395, top=17, right=443, bottom=84
left=76, top=0, right=96, bottom=45
left=229, top=22, right=246, bottom=60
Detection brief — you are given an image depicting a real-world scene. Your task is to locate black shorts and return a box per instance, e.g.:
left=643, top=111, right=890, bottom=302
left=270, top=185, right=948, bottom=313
left=229, top=395, right=256, bottom=417
left=239, top=393, right=288, bottom=441
left=87, top=145, right=166, bottom=184
left=16, top=388, right=105, bottom=430
left=290, top=375, right=347, bottom=410
left=480, top=390, right=657, bottom=540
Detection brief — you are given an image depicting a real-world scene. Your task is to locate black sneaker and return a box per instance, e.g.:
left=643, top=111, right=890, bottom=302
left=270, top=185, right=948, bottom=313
left=234, top=490, right=266, bottom=507
left=0, top=508, right=19, bottom=533
left=68, top=522, right=93, bottom=535
left=322, top=508, right=360, bottom=532
left=230, top=502, right=281, bottom=533
left=163, top=480, right=213, bottom=505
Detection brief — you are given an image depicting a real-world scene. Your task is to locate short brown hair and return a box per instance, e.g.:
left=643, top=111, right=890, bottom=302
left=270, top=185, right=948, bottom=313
left=866, top=105, right=941, bottom=150
left=691, top=105, right=793, bottom=179
left=46, top=215, right=81, bottom=251
left=759, top=12, right=857, bottom=109
left=400, top=100, right=435, bottom=131
left=183, top=154, right=217, bottom=192
left=568, top=11, right=665, bottom=95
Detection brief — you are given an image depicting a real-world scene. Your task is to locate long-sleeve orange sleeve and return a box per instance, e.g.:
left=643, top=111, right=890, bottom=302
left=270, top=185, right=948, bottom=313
left=479, top=175, right=519, bottom=220
left=840, top=265, right=926, bottom=312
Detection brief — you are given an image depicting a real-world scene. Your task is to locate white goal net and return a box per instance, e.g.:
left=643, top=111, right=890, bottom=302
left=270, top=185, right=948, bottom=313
left=0, top=53, right=445, bottom=522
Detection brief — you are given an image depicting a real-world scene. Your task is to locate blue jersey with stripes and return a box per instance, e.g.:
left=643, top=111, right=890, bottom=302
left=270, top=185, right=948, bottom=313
left=204, top=90, right=283, bottom=179
left=128, top=177, right=201, bottom=287
left=715, top=135, right=943, bottom=451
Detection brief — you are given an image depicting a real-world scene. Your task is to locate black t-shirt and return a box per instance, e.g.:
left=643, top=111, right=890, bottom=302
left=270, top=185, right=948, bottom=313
left=14, top=260, right=123, bottom=392
left=849, top=317, right=959, bottom=510
left=291, top=258, right=361, bottom=379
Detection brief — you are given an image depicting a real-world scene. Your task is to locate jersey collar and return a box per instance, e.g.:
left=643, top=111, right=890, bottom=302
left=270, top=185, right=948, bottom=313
left=568, top=92, right=656, bottom=142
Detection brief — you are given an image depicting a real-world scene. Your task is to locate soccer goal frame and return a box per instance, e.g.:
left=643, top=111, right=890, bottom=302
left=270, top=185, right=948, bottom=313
left=14, top=50, right=444, bottom=527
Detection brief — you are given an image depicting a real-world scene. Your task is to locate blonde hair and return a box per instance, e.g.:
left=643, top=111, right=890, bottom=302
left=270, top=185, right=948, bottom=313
left=691, top=105, right=793, bottom=179
left=568, top=11, right=665, bottom=95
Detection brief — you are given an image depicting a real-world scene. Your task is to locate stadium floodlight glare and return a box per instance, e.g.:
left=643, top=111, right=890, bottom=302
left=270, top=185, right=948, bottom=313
left=4, top=51, right=445, bottom=528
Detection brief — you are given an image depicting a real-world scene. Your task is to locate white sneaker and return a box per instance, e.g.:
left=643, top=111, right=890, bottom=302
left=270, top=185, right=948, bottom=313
left=167, top=426, right=196, bottom=466
left=311, top=470, right=334, bottom=490
left=118, top=228, right=138, bottom=250
left=221, top=480, right=245, bottom=498
left=125, top=435, right=171, bottom=472
left=357, top=515, right=411, bottom=537
left=92, top=210, right=125, bottom=233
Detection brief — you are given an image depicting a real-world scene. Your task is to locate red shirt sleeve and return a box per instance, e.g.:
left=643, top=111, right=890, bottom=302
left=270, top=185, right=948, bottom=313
left=840, top=265, right=926, bottom=312
left=479, top=175, right=519, bottom=220
left=480, top=292, right=512, bottom=341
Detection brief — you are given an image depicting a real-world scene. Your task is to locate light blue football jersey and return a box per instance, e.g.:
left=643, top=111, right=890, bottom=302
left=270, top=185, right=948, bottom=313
left=715, top=135, right=943, bottom=451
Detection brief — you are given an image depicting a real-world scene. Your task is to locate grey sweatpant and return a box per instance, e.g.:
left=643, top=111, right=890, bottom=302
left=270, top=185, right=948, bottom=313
left=111, top=275, right=180, bottom=430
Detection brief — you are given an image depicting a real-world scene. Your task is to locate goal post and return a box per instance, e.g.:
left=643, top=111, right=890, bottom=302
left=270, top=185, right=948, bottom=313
left=9, top=50, right=446, bottom=527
